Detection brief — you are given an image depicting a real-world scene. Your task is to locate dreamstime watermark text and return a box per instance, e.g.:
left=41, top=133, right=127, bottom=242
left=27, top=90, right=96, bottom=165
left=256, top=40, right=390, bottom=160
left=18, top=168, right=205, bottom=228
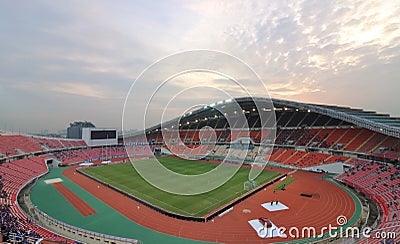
left=257, top=215, right=397, bottom=240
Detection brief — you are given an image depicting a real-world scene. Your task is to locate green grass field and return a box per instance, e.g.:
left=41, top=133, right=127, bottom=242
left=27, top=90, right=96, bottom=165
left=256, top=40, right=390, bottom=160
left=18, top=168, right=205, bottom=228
left=273, top=177, right=296, bottom=190
left=82, top=157, right=280, bottom=217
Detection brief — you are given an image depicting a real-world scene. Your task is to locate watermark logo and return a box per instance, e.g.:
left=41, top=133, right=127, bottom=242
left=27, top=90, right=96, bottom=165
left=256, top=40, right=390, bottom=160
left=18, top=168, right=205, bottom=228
left=257, top=215, right=397, bottom=240
left=336, top=215, right=347, bottom=226
left=122, top=50, right=276, bottom=195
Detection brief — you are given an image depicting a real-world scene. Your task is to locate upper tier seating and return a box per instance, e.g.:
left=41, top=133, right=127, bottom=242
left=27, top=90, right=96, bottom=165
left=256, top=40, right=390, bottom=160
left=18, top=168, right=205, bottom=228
left=0, top=134, right=87, bottom=158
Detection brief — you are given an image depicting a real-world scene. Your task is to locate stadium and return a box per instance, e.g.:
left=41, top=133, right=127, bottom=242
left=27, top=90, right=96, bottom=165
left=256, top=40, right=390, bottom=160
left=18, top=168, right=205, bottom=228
left=1, top=1, right=400, bottom=243
left=1, top=97, right=399, bottom=244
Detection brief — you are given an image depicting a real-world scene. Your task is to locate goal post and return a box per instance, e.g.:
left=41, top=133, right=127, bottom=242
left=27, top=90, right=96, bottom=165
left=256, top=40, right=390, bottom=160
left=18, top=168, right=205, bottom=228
left=244, top=180, right=257, bottom=191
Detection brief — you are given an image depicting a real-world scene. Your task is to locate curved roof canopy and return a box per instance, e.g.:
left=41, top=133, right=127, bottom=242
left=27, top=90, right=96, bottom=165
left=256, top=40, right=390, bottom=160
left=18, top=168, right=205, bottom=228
left=272, top=98, right=400, bottom=138
left=133, top=97, right=400, bottom=139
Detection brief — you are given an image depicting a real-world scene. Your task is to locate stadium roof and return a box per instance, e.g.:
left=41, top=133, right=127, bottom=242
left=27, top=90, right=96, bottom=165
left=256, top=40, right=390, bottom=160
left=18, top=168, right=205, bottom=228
left=272, top=98, right=400, bottom=138
left=131, top=97, right=400, bottom=139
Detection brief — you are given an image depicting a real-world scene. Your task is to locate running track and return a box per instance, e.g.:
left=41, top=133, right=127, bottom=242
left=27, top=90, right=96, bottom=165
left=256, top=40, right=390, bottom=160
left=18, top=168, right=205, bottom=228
left=63, top=167, right=356, bottom=243
left=53, top=182, right=97, bottom=217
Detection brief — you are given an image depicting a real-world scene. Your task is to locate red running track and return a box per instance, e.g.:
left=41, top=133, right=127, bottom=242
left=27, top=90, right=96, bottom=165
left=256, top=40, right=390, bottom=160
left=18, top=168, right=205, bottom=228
left=63, top=167, right=356, bottom=243
left=53, top=182, right=97, bottom=217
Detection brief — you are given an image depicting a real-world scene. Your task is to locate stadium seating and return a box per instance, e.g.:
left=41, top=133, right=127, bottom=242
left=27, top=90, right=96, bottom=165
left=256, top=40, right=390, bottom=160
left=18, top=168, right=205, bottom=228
left=338, top=161, right=400, bottom=243
left=54, top=147, right=130, bottom=165
left=264, top=149, right=348, bottom=168
left=164, top=127, right=400, bottom=160
left=0, top=135, right=43, bottom=157
left=357, top=132, right=384, bottom=153
left=0, top=134, right=87, bottom=159
left=0, top=156, right=71, bottom=243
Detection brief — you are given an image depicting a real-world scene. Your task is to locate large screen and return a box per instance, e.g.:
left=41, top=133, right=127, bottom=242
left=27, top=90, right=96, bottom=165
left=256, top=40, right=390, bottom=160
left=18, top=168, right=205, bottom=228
left=90, top=130, right=117, bottom=140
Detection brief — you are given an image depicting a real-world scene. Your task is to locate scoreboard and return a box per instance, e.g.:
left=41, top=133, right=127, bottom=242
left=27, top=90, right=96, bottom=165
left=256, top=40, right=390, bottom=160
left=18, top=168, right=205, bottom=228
left=82, top=128, right=117, bottom=146
left=90, top=130, right=117, bottom=140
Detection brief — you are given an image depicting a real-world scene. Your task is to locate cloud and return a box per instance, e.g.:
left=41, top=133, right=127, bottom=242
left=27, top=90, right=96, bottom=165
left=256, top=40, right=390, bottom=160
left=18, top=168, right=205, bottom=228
left=4, top=80, right=124, bottom=100
left=0, top=0, right=399, bottom=132
left=48, top=82, right=123, bottom=99
left=182, top=0, right=399, bottom=109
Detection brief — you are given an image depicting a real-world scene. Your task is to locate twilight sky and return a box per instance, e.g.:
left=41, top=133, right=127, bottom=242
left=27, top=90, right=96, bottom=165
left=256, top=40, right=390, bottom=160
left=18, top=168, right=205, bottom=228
left=0, top=0, right=399, bottom=133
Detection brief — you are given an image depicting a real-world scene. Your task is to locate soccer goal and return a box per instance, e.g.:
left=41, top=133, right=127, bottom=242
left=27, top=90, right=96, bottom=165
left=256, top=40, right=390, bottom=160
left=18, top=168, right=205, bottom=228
left=244, top=180, right=257, bottom=191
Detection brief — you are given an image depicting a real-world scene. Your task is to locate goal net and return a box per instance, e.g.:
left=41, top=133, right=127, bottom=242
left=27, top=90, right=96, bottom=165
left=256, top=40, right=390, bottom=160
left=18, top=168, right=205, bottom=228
left=244, top=180, right=257, bottom=191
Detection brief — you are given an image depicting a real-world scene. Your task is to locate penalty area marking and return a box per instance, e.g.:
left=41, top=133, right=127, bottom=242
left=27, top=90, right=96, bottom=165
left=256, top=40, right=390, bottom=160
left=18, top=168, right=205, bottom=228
left=44, top=178, right=63, bottom=184
left=261, top=202, right=289, bottom=212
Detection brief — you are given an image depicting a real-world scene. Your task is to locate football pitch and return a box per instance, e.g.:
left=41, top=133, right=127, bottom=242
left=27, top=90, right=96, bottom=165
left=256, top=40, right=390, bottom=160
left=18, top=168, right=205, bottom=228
left=82, top=157, right=280, bottom=217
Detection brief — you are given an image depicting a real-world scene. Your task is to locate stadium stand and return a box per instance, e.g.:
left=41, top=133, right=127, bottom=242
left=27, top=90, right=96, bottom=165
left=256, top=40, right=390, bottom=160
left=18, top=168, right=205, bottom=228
left=338, top=161, right=400, bottom=243
left=136, top=98, right=399, bottom=160
left=0, top=135, right=43, bottom=157
left=0, top=134, right=87, bottom=158
left=0, top=156, right=71, bottom=243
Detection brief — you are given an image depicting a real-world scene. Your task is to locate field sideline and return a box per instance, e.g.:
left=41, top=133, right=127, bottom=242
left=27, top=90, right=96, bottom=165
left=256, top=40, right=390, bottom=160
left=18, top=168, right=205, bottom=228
left=82, top=157, right=280, bottom=217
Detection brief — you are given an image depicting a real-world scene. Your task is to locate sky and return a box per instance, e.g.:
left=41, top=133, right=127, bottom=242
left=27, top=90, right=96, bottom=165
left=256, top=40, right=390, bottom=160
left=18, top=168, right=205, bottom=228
left=0, top=0, right=399, bottom=134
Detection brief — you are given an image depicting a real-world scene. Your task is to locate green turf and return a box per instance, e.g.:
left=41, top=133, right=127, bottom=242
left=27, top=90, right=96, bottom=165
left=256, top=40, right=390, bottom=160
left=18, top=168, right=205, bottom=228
left=274, top=177, right=296, bottom=190
left=82, top=157, right=280, bottom=217
left=30, top=167, right=209, bottom=243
